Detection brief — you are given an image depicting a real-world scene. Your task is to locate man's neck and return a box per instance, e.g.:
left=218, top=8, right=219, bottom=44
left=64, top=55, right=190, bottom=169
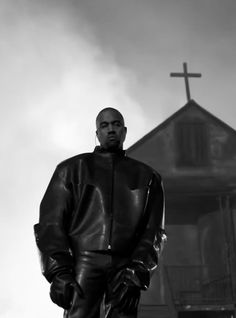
left=94, top=146, right=125, bottom=155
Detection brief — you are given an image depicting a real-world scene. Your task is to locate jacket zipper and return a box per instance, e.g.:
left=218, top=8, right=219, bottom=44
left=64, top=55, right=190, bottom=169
left=108, top=156, right=115, bottom=250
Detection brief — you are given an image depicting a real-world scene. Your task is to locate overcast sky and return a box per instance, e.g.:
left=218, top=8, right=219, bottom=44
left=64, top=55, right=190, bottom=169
left=1, top=0, right=236, bottom=317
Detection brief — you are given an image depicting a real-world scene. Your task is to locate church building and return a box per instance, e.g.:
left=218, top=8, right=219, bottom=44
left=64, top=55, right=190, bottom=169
left=127, top=99, right=236, bottom=318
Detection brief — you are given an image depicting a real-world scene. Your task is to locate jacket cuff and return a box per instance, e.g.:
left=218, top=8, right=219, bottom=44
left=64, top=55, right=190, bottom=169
left=34, top=223, right=74, bottom=283
left=38, top=253, right=74, bottom=283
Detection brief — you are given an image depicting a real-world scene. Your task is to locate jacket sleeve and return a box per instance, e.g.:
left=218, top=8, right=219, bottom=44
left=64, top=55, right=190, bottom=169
left=130, top=171, right=166, bottom=288
left=34, top=166, right=74, bottom=283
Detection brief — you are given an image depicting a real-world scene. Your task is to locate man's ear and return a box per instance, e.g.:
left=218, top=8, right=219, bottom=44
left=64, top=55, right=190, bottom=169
left=123, top=126, right=127, bottom=141
left=96, top=130, right=100, bottom=142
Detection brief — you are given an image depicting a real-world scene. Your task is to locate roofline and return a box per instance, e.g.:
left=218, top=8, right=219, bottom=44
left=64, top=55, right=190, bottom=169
left=127, top=99, right=236, bottom=153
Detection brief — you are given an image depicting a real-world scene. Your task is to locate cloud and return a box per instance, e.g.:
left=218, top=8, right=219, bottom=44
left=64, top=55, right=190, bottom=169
left=0, top=1, right=148, bottom=317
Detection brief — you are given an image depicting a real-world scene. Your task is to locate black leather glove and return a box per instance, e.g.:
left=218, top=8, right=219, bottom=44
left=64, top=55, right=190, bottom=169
left=50, top=272, right=83, bottom=309
left=110, top=263, right=149, bottom=314
left=113, top=283, right=140, bottom=314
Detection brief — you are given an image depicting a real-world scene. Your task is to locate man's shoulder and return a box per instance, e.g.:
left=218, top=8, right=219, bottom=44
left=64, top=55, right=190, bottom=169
left=125, top=156, right=162, bottom=181
left=56, top=152, right=93, bottom=170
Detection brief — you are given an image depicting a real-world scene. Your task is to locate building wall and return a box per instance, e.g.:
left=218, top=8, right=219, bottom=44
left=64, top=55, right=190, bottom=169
left=198, top=211, right=228, bottom=281
left=127, top=102, right=236, bottom=310
left=164, top=225, right=200, bottom=266
left=128, top=104, right=236, bottom=178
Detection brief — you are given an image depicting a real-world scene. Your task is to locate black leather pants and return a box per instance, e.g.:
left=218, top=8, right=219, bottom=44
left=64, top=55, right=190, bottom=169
left=63, top=251, right=139, bottom=318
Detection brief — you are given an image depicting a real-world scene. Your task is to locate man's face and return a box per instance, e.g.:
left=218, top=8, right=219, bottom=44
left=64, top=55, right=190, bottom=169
left=96, top=110, right=127, bottom=150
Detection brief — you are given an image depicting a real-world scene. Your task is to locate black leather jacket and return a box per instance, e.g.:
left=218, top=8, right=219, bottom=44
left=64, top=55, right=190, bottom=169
left=34, top=147, right=165, bottom=283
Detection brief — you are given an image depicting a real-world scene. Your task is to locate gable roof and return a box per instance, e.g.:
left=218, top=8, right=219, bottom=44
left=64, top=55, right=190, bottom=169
left=127, top=99, right=236, bottom=153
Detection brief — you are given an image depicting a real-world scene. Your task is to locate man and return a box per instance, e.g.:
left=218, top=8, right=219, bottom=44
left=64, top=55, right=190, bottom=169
left=34, top=107, right=165, bottom=318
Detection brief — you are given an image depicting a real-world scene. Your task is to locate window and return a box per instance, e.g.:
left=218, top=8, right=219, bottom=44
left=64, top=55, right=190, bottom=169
left=175, top=121, right=209, bottom=167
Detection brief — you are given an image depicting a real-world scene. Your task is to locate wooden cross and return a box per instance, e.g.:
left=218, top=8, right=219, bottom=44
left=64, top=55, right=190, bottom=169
left=170, top=62, right=202, bottom=102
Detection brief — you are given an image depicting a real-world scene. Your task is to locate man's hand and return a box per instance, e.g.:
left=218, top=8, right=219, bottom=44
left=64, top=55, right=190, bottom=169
left=113, top=283, right=140, bottom=314
left=110, top=264, right=148, bottom=314
left=50, top=272, right=83, bottom=309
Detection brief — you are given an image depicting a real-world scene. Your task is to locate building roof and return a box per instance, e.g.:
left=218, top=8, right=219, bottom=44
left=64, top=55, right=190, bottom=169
left=127, top=99, right=236, bottom=153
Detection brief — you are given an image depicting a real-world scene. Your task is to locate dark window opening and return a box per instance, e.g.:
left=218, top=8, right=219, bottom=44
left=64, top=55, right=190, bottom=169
left=175, top=121, right=209, bottom=167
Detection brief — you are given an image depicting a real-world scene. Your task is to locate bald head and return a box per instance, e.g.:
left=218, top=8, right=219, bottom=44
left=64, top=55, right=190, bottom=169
left=96, top=107, right=125, bottom=128
left=96, top=107, right=127, bottom=150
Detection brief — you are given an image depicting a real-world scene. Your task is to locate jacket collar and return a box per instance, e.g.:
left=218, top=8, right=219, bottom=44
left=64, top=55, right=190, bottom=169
left=94, top=146, right=126, bottom=157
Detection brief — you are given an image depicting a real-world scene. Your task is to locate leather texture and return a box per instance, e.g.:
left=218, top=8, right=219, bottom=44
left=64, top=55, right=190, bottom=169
left=109, top=266, right=143, bottom=314
left=50, top=272, right=83, bottom=309
left=63, top=251, right=140, bottom=318
left=34, top=146, right=165, bottom=286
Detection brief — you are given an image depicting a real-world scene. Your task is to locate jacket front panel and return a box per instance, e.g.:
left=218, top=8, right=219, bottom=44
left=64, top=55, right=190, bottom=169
left=35, top=147, right=165, bottom=282
left=67, top=151, right=154, bottom=255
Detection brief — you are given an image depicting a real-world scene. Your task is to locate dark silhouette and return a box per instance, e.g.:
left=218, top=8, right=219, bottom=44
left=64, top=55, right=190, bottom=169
left=34, top=107, right=165, bottom=318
